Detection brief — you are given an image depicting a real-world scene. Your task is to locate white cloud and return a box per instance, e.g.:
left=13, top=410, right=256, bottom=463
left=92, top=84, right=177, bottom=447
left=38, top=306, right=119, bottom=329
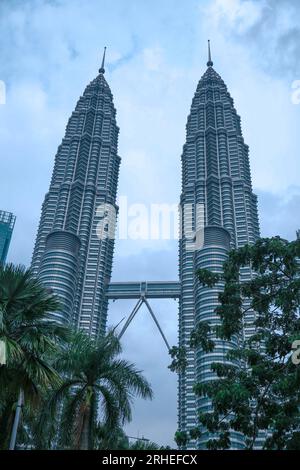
left=208, top=0, right=264, bottom=33
left=200, top=0, right=300, bottom=193
left=143, top=47, right=164, bottom=71
left=258, top=186, right=300, bottom=240
left=1, top=0, right=299, bottom=447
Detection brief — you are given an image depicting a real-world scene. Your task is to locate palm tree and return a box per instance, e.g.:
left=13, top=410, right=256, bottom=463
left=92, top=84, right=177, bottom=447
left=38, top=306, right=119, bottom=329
left=95, top=423, right=129, bottom=450
left=0, top=263, right=69, bottom=449
left=48, top=330, right=153, bottom=450
left=94, top=424, right=169, bottom=451
left=129, top=439, right=169, bottom=450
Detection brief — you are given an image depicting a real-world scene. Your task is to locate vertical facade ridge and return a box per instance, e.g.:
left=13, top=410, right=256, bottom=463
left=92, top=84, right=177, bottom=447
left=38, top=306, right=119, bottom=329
left=179, top=64, right=260, bottom=448
left=31, top=69, right=121, bottom=336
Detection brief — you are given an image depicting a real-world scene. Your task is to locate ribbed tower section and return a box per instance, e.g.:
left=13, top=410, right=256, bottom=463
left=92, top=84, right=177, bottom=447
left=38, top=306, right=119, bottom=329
left=178, top=52, right=260, bottom=448
left=31, top=56, right=120, bottom=336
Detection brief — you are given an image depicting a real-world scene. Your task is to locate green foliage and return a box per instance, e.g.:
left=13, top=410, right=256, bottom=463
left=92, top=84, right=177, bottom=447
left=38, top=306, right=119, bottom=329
left=173, top=237, right=300, bottom=449
left=189, top=427, right=202, bottom=440
left=129, top=439, right=169, bottom=450
left=174, top=430, right=188, bottom=447
left=196, top=268, right=221, bottom=287
left=95, top=423, right=169, bottom=450
left=190, top=236, right=300, bottom=449
left=206, top=432, right=230, bottom=450
left=190, top=321, right=215, bottom=352
left=0, top=263, right=68, bottom=449
left=0, top=264, right=154, bottom=450
left=44, top=329, right=153, bottom=450
left=175, top=427, right=202, bottom=448
left=95, top=424, right=129, bottom=450
left=168, top=346, right=187, bottom=373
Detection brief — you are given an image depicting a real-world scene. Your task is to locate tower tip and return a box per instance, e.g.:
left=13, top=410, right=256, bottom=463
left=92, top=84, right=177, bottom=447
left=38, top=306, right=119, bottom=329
left=99, top=46, right=107, bottom=74
left=207, top=40, right=213, bottom=67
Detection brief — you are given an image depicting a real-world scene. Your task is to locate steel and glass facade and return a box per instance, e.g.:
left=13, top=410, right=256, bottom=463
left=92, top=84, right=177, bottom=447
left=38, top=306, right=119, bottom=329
left=32, top=60, right=120, bottom=335
left=178, top=57, right=260, bottom=448
left=0, top=210, right=16, bottom=264
left=31, top=49, right=260, bottom=449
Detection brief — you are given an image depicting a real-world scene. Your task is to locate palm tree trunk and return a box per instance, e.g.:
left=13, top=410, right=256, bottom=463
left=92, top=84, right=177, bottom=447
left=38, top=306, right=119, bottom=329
left=79, top=406, right=91, bottom=450
left=9, top=389, right=23, bottom=450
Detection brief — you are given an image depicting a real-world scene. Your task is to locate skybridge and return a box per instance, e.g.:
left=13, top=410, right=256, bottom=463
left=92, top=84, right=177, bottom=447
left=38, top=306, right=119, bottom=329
left=107, top=281, right=181, bottom=350
left=107, top=281, right=181, bottom=300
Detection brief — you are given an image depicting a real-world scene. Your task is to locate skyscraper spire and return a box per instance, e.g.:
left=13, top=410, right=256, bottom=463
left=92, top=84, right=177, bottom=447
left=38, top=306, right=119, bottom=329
left=99, top=46, right=107, bottom=74
left=207, top=39, right=213, bottom=67
left=32, top=51, right=121, bottom=334
left=178, top=44, right=260, bottom=449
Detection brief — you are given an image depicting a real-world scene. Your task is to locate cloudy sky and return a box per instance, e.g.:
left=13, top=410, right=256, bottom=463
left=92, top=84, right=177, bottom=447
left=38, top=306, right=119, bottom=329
left=1, top=0, right=300, bottom=446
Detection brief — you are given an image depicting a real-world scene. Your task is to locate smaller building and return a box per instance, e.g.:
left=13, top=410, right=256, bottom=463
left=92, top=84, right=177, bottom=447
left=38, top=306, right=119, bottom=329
left=0, top=210, right=16, bottom=264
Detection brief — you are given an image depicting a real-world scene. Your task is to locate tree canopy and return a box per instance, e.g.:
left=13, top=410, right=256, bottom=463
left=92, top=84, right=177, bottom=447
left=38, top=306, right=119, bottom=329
left=175, top=236, right=300, bottom=449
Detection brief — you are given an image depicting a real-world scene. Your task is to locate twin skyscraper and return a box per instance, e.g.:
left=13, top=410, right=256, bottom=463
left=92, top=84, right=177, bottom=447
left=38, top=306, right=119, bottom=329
left=31, top=44, right=260, bottom=449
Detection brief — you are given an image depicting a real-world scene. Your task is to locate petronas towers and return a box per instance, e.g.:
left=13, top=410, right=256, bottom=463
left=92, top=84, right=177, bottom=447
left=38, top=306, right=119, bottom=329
left=179, top=43, right=259, bottom=448
left=32, top=44, right=260, bottom=449
left=32, top=49, right=120, bottom=336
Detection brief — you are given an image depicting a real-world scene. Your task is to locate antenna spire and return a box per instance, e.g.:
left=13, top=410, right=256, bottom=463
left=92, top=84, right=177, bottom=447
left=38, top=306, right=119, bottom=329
left=99, top=46, right=107, bottom=74
left=207, top=40, right=213, bottom=67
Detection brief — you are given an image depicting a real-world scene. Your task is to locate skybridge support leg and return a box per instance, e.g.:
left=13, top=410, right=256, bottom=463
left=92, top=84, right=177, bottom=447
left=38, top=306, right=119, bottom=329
left=118, top=297, right=144, bottom=340
left=116, top=295, right=171, bottom=352
left=143, top=297, right=171, bottom=351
